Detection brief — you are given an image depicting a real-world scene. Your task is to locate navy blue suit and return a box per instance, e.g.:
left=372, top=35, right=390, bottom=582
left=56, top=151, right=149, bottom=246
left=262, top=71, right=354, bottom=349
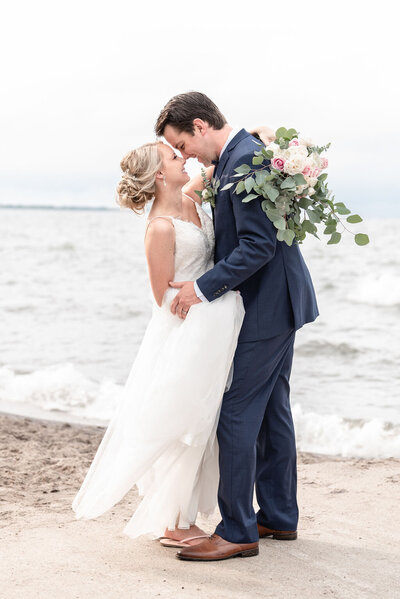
left=197, top=129, right=318, bottom=543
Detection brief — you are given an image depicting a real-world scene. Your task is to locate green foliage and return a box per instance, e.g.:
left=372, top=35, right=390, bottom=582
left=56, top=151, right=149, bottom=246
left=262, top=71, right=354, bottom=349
left=346, top=214, right=363, bottom=224
left=334, top=202, right=351, bottom=215
left=235, top=180, right=245, bottom=194
left=355, top=233, right=370, bottom=245
left=234, top=164, right=251, bottom=175
left=281, top=177, right=296, bottom=190
left=327, top=232, right=342, bottom=244
left=244, top=177, right=255, bottom=193
left=252, top=155, right=264, bottom=165
left=293, top=173, right=307, bottom=186
left=277, top=228, right=296, bottom=245
left=220, top=183, right=234, bottom=191
left=324, top=223, right=337, bottom=235
left=264, top=184, right=279, bottom=202
left=242, top=193, right=258, bottom=203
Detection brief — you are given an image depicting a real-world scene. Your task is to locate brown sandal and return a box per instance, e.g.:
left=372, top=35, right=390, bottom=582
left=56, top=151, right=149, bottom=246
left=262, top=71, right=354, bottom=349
left=159, top=534, right=209, bottom=548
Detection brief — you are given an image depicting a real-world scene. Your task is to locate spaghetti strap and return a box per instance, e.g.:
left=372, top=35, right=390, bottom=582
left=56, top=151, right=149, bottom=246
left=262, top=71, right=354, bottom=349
left=182, top=192, right=198, bottom=204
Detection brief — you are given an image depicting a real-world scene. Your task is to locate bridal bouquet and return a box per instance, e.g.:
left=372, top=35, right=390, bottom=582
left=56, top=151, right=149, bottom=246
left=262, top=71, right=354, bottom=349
left=221, top=127, right=369, bottom=247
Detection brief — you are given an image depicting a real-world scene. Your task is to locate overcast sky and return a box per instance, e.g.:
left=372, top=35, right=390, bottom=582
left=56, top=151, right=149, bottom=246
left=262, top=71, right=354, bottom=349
left=1, top=0, right=398, bottom=216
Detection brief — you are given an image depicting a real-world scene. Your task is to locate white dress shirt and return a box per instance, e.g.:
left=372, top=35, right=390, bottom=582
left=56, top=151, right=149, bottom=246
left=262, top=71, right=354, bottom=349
left=194, top=127, right=240, bottom=302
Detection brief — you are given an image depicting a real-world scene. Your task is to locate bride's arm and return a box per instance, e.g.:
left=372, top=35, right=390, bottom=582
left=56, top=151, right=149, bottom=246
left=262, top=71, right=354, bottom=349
left=144, top=219, right=175, bottom=307
left=248, top=125, right=276, bottom=145
left=182, top=166, right=215, bottom=204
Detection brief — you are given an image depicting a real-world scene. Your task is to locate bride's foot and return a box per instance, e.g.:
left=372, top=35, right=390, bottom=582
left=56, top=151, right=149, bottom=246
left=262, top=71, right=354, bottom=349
left=160, top=524, right=209, bottom=547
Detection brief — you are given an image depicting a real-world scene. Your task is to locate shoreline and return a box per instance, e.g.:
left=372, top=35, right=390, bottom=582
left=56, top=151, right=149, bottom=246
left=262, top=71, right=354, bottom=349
left=1, top=412, right=399, bottom=598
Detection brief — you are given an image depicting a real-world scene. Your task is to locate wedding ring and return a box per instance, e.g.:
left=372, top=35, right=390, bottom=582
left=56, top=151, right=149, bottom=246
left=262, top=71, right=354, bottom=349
left=182, top=309, right=188, bottom=314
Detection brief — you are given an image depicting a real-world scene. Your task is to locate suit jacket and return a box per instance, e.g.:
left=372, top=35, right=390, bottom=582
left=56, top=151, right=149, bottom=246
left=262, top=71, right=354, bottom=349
left=196, top=128, right=319, bottom=342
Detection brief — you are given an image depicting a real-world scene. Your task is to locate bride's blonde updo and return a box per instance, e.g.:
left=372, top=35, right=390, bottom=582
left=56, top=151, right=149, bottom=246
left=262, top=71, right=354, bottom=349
left=116, top=142, right=163, bottom=213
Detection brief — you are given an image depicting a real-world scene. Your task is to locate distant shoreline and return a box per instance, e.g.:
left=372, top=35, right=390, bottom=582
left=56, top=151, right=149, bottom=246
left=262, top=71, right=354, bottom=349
left=0, top=204, right=119, bottom=212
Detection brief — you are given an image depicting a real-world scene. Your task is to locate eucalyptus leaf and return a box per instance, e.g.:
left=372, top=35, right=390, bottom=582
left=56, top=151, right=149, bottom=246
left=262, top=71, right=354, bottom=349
left=324, top=224, right=337, bottom=235
left=263, top=149, right=274, bottom=159
left=281, top=177, right=296, bottom=190
left=273, top=217, right=287, bottom=230
left=255, top=171, right=268, bottom=185
left=277, top=228, right=296, bottom=246
left=265, top=184, right=279, bottom=202
left=346, top=214, right=363, bottom=224
left=245, top=177, right=255, bottom=193
left=235, top=180, right=245, bottom=194
left=298, top=197, right=312, bottom=209
left=242, top=193, right=258, bottom=203
left=355, top=233, right=370, bottom=245
left=334, top=202, right=351, bottom=215
left=252, top=155, right=264, bottom=165
left=336, top=206, right=351, bottom=215
left=302, top=220, right=317, bottom=234
left=275, top=127, right=288, bottom=139
left=220, top=183, right=234, bottom=191
left=306, top=209, right=321, bottom=224
left=327, top=232, right=342, bottom=244
left=293, top=173, right=307, bottom=185
left=234, top=164, right=251, bottom=175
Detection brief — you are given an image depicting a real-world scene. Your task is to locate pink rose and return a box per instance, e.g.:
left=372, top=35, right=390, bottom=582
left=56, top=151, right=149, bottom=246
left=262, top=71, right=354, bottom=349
left=320, top=157, right=328, bottom=169
left=302, top=165, right=311, bottom=176
left=312, top=168, right=321, bottom=177
left=289, top=139, right=299, bottom=146
left=272, top=157, right=285, bottom=171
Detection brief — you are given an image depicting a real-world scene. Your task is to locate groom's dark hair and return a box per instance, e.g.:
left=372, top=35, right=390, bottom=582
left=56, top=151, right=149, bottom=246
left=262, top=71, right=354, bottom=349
left=155, top=92, right=227, bottom=136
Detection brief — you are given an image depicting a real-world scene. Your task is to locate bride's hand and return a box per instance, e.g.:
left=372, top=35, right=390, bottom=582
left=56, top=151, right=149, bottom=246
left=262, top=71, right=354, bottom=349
left=248, top=125, right=276, bottom=145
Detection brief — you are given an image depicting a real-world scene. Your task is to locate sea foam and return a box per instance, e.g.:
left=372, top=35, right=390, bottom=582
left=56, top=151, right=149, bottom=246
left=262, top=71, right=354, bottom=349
left=1, top=364, right=399, bottom=459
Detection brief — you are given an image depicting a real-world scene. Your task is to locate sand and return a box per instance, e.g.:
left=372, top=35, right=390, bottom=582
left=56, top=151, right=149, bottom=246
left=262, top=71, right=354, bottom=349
left=0, top=412, right=399, bottom=599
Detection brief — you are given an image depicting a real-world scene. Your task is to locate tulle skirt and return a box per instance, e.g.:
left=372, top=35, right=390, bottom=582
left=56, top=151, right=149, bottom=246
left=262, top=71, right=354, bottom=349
left=72, top=289, right=245, bottom=539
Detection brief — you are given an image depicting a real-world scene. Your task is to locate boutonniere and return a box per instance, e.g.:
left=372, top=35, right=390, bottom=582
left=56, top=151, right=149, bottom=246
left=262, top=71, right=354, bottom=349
left=195, top=168, right=220, bottom=208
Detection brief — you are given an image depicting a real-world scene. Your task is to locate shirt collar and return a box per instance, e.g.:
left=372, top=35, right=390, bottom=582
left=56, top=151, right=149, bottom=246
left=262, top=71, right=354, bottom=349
left=218, top=127, right=240, bottom=160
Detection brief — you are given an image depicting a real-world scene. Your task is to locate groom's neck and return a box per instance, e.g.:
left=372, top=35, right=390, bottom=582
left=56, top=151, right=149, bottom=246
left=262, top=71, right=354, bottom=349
left=213, top=124, right=233, bottom=158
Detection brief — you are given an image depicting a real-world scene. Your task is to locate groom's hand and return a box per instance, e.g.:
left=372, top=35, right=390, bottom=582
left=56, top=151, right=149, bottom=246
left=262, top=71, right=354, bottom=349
left=169, top=281, right=201, bottom=319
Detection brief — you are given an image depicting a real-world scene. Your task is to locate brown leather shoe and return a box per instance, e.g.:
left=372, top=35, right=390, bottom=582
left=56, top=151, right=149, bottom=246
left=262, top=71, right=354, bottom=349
left=257, top=523, right=297, bottom=540
left=176, top=534, right=259, bottom=561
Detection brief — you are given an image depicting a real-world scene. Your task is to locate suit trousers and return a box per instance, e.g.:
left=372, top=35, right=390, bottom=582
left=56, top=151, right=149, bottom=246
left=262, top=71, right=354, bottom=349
left=214, top=328, right=298, bottom=544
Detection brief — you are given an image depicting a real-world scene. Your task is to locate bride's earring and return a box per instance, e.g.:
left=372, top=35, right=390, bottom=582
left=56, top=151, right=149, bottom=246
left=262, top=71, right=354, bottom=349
left=163, top=175, right=167, bottom=187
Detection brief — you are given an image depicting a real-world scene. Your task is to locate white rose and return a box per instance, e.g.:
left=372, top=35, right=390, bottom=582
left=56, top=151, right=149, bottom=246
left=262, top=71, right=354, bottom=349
left=266, top=142, right=280, bottom=155
left=310, top=152, right=322, bottom=168
left=283, top=156, right=307, bottom=175
left=308, top=177, right=318, bottom=187
left=299, top=137, right=314, bottom=147
left=202, top=188, right=213, bottom=200
left=308, top=188, right=316, bottom=196
left=289, top=145, right=308, bottom=158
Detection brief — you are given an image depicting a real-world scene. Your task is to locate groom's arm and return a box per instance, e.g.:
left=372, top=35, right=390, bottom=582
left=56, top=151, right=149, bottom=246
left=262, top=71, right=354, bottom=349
left=196, top=155, right=276, bottom=302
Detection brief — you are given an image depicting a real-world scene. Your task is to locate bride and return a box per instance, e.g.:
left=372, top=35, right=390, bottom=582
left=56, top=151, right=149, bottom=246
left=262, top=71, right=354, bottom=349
left=72, top=139, right=246, bottom=547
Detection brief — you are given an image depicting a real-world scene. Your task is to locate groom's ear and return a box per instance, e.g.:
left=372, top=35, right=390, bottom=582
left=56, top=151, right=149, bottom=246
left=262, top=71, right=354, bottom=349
left=193, top=118, right=208, bottom=136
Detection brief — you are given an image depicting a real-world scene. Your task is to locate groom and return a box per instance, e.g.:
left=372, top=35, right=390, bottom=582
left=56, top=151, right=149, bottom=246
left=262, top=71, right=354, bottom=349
left=155, top=92, right=318, bottom=561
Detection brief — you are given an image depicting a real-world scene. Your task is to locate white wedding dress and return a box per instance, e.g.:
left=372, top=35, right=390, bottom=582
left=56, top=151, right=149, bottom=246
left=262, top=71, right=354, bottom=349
left=72, top=195, right=245, bottom=538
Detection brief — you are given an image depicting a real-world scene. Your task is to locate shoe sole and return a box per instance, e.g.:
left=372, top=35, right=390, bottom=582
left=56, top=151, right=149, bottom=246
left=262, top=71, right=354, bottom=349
left=177, top=547, right=259, bottom=561
left=259, top=531, right=297, bottom=541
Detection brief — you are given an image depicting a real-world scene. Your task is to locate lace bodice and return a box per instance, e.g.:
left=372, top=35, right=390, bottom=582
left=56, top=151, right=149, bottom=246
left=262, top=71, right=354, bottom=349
left=146, top=196, right=215, bottom=281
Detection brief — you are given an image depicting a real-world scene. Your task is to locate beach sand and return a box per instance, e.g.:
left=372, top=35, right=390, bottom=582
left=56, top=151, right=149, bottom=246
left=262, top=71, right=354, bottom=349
left=1, top=413, right=399, bottom=599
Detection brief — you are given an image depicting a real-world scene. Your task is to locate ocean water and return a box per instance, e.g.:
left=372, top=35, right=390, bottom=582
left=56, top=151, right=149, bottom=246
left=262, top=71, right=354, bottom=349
left=1, top=207, right=399, bottom=458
